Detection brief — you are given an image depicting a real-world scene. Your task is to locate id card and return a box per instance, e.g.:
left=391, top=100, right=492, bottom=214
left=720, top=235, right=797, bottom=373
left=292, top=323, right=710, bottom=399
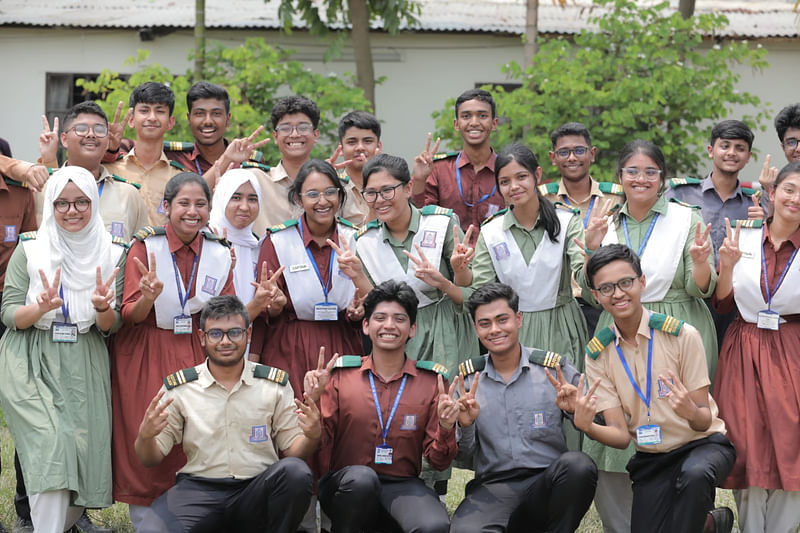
left=757, top=309, right=780, bottom=331
left=486, top=203, right=501, bottom=217
left=314, top=302, right=338, bottom=321
left=374, top=445, right=393, bottom=465
left=52, top=322, right=78, bottom=343
left=636, top=424, right=662, bottom=446
left=173, top=315, right=193, bottom=335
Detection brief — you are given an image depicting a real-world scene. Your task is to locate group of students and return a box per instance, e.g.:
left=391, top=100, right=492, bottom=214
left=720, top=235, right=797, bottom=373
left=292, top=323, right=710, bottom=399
left=0, top=81, right=798, bottom=533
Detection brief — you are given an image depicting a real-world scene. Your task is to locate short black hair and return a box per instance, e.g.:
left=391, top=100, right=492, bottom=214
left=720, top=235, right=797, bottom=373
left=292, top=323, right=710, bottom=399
left=363, top=280, right=418, bottom=326
left=129, top=82, right=176, bottom=115
left=288, top=159, right=346, bottom=209
left=64, top=101, right=108, bottom=129
left=467, top=282, right=519, bottom=321
left=775, top=104, right=800, bottom=143
left=338, top=110, right=381, bottom=142
left=550, top=122, right=592, bottom=148
left=455, top=88, right=496, bottom=119
left=710, top=120, right=754, bottom=151
left=199, top=295, right=250, bottom=330
left=163, top=172, right=211, bottom=206
left=585, top=244, right=643, bottom=289
left=270, top=95, right=320, bottom=129
left=363, top=154, right=410, bottom=188
left=775, top=161, right=800, bottom=189
left=187, top=81, right=230, bottom=113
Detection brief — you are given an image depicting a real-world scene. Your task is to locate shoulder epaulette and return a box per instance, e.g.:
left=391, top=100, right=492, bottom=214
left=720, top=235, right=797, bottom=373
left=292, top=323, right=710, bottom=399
left=433, top=151, right=459, bottom=161
left=163, top=141, right=194, bottom=153
left=731, top=219, right=763, bottom=229
left=337, top=217, right=356, bottom=229
left=268, top=219, right=299, bottom=233
left=481, top=208, right=508, bottom=226
left=585, top=327, right=616, bottom=360
left=331, top=355, right=363, bottom=370
left=169, top=160, right=187, bottom=171
left=667, top=177, right=702, bottom=189
left=111, top=174, right=142, bottom=189
left=739, top=180, right=762, bottom=191
left=458, top=356, right=487, bottom=377
left=528, top=348, right=565, bottom=368
left=355, top=219, right=381, bottom=239
left=241, top=161, right=271, bottom=173
left=554, top=201, right=580, bottom=215
left=597, top=181, right=624, bottom=195
left=19, top=231, right=37, bottom=241
left=741, top=187, right=757, bottom=197
left=250, top=150, right=267, bottom=164
left=3, top=178, right=28, bottom=188
left=668, top=197, right=701, bottom=209
left=538, top=182, right=560, bottom=196
left=111, top=236, right=130, bottom=248
left=253, top=364, right=289, bottom=385
left=201, top=229, right=230, bottom=246
left=416, top=360, right=450, bottom=380
left=648, top=312, right=684, bottom=336
left=164, top=367, right=199, bottom=390
left=132, top=226, right=167, bottom=241
left=338, top=173, right=351, bottom=184
left=420, top=205, right=453, bottom=217
left=47, top=167, right=56, bottom=175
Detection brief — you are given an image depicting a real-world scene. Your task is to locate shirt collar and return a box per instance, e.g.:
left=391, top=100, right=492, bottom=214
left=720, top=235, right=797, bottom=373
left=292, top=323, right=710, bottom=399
left=271, top=161, right=291, bottom=183
left=196, top=359, right=252, bottom=390
left=502, top=206, right=541, bottom=231
left=701, top=173, right=745, bottom=199
left=621, top=194, right=668, bottom=218
left=299, top=214, right=339, bottom=249
left=360, top=354, right=418, bottom=382
left=165, top=221, right=203, bottom=254
left=485, top=344, right=529, bottom=383
left=380, top=203, right=420, bottom=243
left=763, top=218, right=800, bottom=250
left=612, top=310, right=652, bottom=347
left=457, top=149, right=497, bottom=173
left=126, top=147, right=170, bottom=166
left=556, top=177, right=602, bottom=201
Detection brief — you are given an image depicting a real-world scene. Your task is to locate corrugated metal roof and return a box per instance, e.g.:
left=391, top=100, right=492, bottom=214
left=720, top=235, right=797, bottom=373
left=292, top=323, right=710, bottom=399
left=0, top=0, right=797, bottom=38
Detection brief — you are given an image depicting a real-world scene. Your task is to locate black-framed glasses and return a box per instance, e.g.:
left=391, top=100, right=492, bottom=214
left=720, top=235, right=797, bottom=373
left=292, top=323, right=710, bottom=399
left=67, top=123, right=109, bottom=138
left=204, top=327, right=246, bottom=342
left=275, top=122, right=314, bottom=135
left=783, top=138, right=800, bottom=150
left=362, top=183, right=404, bottom=203
left=621, top=167, right=662, bottom=181
left=53, top=198, right=91, bottom=213
left=554, top=146, right=589, bottom=159
left=301, top=187, right=340, bottom=201
left=594, top=276, right=638, bottom=297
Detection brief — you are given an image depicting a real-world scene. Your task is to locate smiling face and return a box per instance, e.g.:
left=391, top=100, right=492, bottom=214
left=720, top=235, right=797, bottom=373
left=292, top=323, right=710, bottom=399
left=128, top=102, right=175, bottom=141
left=473, top=298, right=522, bottom=358
left=274, top=112, right=319, bottom=163
left=708, top=138, right=751, bottom=176
left=300, top=170, right=341, bottom=231
left=60, top=113, right=109, bottom=167
left=200, top=314, right=251, bottom=368
left=454, top=98, right=497, bottom=148
left=591, top=259, right=646, bottom=324
left=619, top=152, right=662, bottom=209
left=224, top=181, right=260, bottom=230
left=165, top=182, right=210, bottom=242
left=363, top=301, right=416, bottom=352
left=188, top=97, right=230, bottom=147
left=363, top=169, right=412, bottom=227
left=53, top=181, right=92, bottom=232
left=771, top=172, right=800, bottom=224
left=497, top=159, right=540, bottom=208
left=549, top=134, right=596, bottom=184
left=341, top=127, right=381, bottom=172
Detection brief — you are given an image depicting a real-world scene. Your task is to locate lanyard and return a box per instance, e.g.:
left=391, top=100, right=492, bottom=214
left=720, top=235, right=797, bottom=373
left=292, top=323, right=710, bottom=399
left=171, top=253, right=200, bottom=313
left=455, top=152, right=496, bottom=208
left=58, top=285, right=70, bottom=322
left=622, top=213, right=659, bottom=257
left=615, top=328, right=654, bottom=416
left=97, top=180, right=105, bottom=198
left=369, top=372, right=408, bottom=446
left=761, top=228, right=799, bottom=309
left=562, top=195, right=595, bottom=228
left=195, top=158, right=203, bottom=176
left=297, top=217, right=334, bottom=300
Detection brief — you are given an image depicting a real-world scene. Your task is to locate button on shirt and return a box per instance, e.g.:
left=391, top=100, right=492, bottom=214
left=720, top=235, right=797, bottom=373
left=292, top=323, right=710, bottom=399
left=155, top=360, right=303, bottom=479
left=584, top=310, right=726, bottom=453
left=457, top=347, right=580, bottom=480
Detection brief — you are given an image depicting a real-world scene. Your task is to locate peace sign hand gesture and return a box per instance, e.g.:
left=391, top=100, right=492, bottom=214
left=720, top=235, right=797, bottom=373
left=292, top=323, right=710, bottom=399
left=404, top=243, right=447, bottom=290
left=345, top=287, right=367, bottom=322
left=39, top=115, right=60, bottom=167
left=132, top=252, right=164, bottom=302
left=250, top=262, right=286, bottom=314
left=327, top=238, right=364, bottom=280
left=326, top=144, right=353, bottom=171
left=91, top=266, right=119, bottom=312
left=689, top=221, right=713, bottom=266
left=436, top=374, right=460, bottom=430
left=573, top=374, right=601, bottom=433
left=584, top=198, right=614, bottom=251
left=658, top=371, right=699, bottom=422
left=303, top=347, right=340, bottom=403
left=107, top=101, right=132, bottom=152
left=457, top=372, right=481, bottom=427
left=545, top=365, right=580, bottom=414
left=36, top=268, right=63, bottom=315
left=718, top=218, right=742, bottom=272
left=412, top=133, right=441, bottom=185
left=221, top=125, right=271, bottom=165
left=450, top=225, right=475, bottom=274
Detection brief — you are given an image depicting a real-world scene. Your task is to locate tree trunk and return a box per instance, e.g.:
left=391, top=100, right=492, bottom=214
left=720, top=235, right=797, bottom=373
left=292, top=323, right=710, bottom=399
left=524, top=0, right=539, bottom=70
left=347, top=0, right=375, bottom=110
left=679, top=0, right=696, bottom=19
left=194, top=0, right=206, bottom=80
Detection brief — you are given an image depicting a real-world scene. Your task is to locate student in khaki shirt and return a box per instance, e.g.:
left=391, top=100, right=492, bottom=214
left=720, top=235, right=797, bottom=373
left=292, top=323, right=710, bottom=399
left=553, top=244, right=736, bottom=533
left=135, top=295, right=317, bottom=532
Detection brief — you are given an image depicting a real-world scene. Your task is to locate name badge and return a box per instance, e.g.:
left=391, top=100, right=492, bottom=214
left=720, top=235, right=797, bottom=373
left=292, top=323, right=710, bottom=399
left=314, top=302, right=338, bottom=321
left=289, top=263, right=310, bottom=273
left=419, top=230, right=437, bottom=248
left=173, top=315, right=193, bottom=335
left=740, top=250, right=755, bottom=259
left=486, top=203, right=500, bottom=216
left=374, top=445, right=393, bottom=465
left=111, top=222, right=125, bottom=238
left=3, top=225, right=17, bottom=243
left=636, top=424, right=662, bottom=446
left=52, top=322, right=78, bottom=343
left=757, top=309, right=780, bottom=330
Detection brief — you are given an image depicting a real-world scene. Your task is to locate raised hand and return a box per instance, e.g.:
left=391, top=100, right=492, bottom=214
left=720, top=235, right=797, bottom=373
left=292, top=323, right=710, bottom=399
left=456, top=372, right=481, bottom=427
left=107, top=101, right=132, bottom=152
left=573, top=374, right=601, bottom=433
left=688, top=221, right=712, bottom=266
left=91, top=266, right=119, bottom=312
left=545, top=365, right=579, bottom=414
left=36, top=268, right=63, bottom=314
left=327, top=237, right=363, bottom=280
left=132, top=251, right=164, bottom=302
left=295, top=393, right=322, bottom=440
left=325, top=144, right=353, bottom=171
left=221, top=125, right=271, bottom=165
left=138, top=390, right=174, bottom=440
left=718, top=218, right=742, bottom=272
left=345, top=287, right=367, bottom=322
left=23, top=163, right=49, bottom=192
left=250, top=262, right=286, bottom=313
left=758, top=154, right=779, bottom=192
left=412, top=133, right=441, bottom=185
left=658, top=370, right=698, bottom=422
left=436, top=374, right=460, bottom=430
left=304, top=347, right=340, bottom=402
left=404, top=243, right=447, bottom=289
left=450, top=225, right=475, bottom=273
left=39, top=115, right=60, bottom=165
left=584, top=198, right=614, bottom=251
left=747, top=193, right=764, bottom=220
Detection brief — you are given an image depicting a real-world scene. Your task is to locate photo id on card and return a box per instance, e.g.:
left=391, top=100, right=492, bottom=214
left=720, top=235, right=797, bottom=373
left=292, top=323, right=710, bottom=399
left=375, top=445, right=393, bottom=465
left=173, top=315, right=193, bottom=334
left=314, top=302, right=338, bottom=321
left=757, top=310, right=780, bottom=330
left=636, top=424, right=662, bottom=446
left=52, top=322, right=78, bottom=343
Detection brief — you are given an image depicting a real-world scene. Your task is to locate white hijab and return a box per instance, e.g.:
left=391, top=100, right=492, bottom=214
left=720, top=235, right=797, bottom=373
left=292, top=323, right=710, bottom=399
left=209, top=168, right=263, bottom=302
left=26, top=166, right=117, bottom=332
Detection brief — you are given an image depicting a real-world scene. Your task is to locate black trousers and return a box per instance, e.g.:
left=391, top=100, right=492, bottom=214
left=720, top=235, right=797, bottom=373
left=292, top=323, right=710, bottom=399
left=138, top=457, right=312, bottom=533
left=449, top=451, right=597, bottom=533
left=627, top=433, right=736, bottom=533
left=319, top=465, right=450, bottom=533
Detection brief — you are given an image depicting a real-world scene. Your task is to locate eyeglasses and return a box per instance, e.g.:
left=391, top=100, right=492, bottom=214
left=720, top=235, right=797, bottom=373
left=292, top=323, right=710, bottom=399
left=301, top=187, right=340, bottom=201
left=204, top=327, right=246, bottom=342
left=554, top=146, right=589, bottom=159
left=275, top=122, right=314, bottom=135
left=783, top=138, right=800, bottom=150
left=621, top=167, right=662, bottom=181
left=362, top=183, right=404, bottom=203
left=53, top=198, right=91, bottom=213
left=594, top=276, right=638, bottom=297
left=67, top=123, right=109, bottom=138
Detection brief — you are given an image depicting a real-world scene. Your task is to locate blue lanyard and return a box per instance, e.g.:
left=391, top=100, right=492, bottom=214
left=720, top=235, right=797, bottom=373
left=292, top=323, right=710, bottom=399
left=171, top=253, right=200, bottom=312
left=297, top=217, right=334, bottom=300
left=369, top=372, right=408, bottom=446
left=615, top=328, right=654, bottom=416
left=622, top=213, right=659, bottom=257
left=761, top=227, right=799, bottom=309
left=97, top=180, right=105, bottom=198
left=562, top=195, right=595, bottom=228
left=58, top=285, right=70, bottom=322
left=195, top=158, right=203, bottom=176
left=455, top=152, right=496, bottom=208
